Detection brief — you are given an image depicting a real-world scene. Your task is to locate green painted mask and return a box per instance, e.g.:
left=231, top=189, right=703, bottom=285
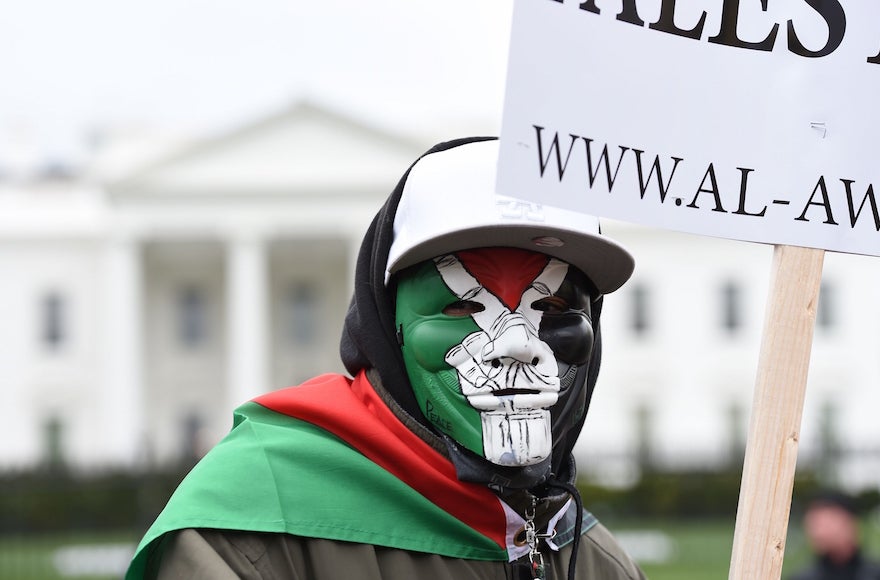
left=395, top=247, right=584, bottom=467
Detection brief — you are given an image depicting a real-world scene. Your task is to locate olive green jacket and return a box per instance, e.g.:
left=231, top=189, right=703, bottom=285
left=149, top=524, right=647, bottom=580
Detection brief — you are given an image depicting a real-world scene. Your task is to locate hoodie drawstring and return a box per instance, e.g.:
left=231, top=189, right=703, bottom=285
left=546, top=477, right=584, bottom=580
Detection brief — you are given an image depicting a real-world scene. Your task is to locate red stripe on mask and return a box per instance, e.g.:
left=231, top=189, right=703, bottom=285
left=455, top=248, right=549, bottom=311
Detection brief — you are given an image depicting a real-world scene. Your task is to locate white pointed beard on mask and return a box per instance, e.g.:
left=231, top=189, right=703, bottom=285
left=435, top=254, right=569, bottom=466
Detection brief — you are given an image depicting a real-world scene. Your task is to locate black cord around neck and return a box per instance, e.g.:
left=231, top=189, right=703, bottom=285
left=546, top=478, right=583, bottom=580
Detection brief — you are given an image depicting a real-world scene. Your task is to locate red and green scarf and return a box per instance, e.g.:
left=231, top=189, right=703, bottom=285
left=126, top=371, right=552, bottom=579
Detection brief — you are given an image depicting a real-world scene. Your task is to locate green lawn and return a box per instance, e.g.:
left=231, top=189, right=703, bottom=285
left=0, top=531, right=138, bottom=580
left=618, top=519, right=736, bottom=580
left=1, top=518, right=878, bottom=579
left=613, top=516, right=880, bottom=579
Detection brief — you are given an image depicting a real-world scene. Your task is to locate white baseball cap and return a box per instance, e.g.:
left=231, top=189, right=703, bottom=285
left=385, top=139, right=634, bottom=294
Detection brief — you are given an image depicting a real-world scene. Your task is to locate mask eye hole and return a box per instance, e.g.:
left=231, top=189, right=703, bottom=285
left=443, top=300, right=485, bottom=317
left=531, top=296, right=570, bottom=313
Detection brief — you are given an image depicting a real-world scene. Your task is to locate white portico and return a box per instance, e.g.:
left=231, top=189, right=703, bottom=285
left=0, top=103, right=427, bottom=468
left=105, top=103, right=427, bottom=465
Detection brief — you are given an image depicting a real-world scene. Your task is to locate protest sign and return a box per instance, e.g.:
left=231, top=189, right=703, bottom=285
left=498, top=0, right=880, bottom=257
left=497, top=1, right=879, bottom=578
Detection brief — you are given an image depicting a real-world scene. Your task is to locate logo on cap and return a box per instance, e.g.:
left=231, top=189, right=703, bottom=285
left=495, top=196, right=545, bottom=223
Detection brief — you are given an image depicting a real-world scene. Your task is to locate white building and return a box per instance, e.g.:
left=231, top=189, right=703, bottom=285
left=590, top=224, right=880, bottom=489
left=2, top=102, right=878, bottom=488
left=0, top=103, right=426, bottom=468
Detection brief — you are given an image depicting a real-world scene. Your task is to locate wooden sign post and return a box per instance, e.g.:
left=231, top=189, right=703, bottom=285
left=728, top=245, right=824, bottom=579
left=497, top=2, right=880, bottom=578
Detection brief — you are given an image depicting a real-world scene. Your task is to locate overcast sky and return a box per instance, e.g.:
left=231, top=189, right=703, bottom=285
left=0, top=1, right=513, bottom=150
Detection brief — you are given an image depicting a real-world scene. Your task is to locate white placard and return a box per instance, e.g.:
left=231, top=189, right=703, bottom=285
left=498, top=0, right=880, bottom=257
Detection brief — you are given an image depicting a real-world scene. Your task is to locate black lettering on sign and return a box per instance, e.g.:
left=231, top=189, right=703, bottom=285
left=841, top=179, right=880, bottom=230
left=733, top=167, right=767, bottom=217
left=578, top=0, right=645, bottom=26
left=687, top=163, right=727, bottom=213
left=795, top=176, right=838, bottom=224
left=633, top=149, right=683, bottom=203
left=708, top=0, right=778, bottom=51
left=534, top=126, right=579, bottom=181
left=583, top=138, right=629, bottom=192
left=530, top=126, right=880, bottom=238
left=649, top=0, right=707, bottom=40
left=787, top=0, right=846, bottom=58
left=554, top=0, right=854, bottom=59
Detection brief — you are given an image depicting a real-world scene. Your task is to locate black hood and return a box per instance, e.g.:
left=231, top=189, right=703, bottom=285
left=340, top=136, right=607, bottom=490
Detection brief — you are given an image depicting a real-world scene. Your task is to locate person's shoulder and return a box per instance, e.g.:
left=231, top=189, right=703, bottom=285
left=785, top=564, right=820, bottom=580
left=866, top=557, right=880, bottom=578
left=579, top=522, right=647, bottom=580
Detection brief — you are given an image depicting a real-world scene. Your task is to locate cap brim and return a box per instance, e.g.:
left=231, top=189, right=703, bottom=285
left=388, top=223, right=634, bottom=295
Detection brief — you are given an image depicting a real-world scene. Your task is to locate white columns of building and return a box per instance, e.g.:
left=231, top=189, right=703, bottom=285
left=101, top=237, right=144, bottom=466
left=226, top=235, right=269, bottom=411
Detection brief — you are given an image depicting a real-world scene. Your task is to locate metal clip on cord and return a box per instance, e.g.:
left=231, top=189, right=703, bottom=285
left=524, top=500, right=557, bottom=580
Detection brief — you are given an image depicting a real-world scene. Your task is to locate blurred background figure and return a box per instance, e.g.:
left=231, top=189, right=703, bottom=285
left=788, top=490, right=880, bottom=580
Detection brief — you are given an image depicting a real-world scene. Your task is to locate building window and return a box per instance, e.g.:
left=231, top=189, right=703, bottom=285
left=181, top=412, right=205, bottom=463
left=817, top=281, right=835, bottom=330
left=634, top=402, right=655, bottom=471
left=43, top=416, right=65, bottom=470
left=40, top=291, right=67, bottom=351
left=630, top=283, right=650, bottom=336
left=286, top=282, right=318, bottom=346
left=177, top=285, right=208, bottom=347
left=816, top=399, right=840, bottom=480
left=721, top=280, right=742, bottom=334
left=726, top=401, right=746, bottom=466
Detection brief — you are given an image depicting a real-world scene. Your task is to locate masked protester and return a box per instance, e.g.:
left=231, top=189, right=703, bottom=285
left=126, top=137, right=647, bottom=580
